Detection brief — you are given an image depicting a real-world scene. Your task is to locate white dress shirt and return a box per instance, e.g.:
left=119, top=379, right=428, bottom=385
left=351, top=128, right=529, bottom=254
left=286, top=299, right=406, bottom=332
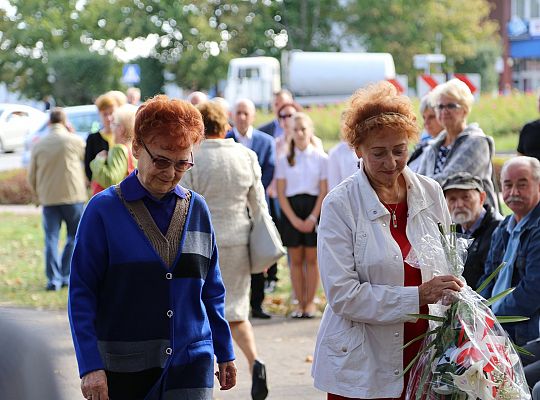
left=327, top=141, right=358, bottom=191
left=275, top=144, right=328, bottom=197
left=233, top=126, right=253, bottom=149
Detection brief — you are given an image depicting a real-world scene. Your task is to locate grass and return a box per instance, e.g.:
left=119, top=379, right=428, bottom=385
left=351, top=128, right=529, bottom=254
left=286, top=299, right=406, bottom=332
left=0, top=211, right=314, bottom=312
left=0, top=213, right=68, bottom=309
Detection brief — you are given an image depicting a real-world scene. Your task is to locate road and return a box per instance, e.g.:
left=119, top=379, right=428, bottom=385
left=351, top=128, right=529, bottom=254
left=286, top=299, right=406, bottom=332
left=0, top=148, right=24, bottom=171
left=0, top=307, right=324, bottom=400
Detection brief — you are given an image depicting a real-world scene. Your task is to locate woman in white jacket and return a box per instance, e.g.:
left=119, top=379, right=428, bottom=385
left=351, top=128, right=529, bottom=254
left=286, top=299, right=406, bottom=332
left=312, top=82, right=463, bottom=400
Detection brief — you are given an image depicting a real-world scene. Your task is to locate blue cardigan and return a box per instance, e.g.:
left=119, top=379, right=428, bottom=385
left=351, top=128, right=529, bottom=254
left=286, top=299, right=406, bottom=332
left=68, top=185, right=235, bottom=399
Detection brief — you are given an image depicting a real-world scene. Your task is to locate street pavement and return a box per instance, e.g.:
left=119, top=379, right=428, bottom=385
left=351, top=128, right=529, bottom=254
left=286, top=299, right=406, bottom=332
left=0, top=307, right=324, bottom=400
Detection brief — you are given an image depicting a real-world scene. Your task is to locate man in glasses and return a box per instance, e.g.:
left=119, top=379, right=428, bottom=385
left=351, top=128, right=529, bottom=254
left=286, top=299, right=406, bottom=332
left=258, top=89, right=294, bottom=139
left=227, top=98, right=276, bottom=319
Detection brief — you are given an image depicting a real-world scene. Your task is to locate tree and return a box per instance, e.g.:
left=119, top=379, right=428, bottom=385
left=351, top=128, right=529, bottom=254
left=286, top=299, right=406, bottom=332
left=343, top=0, right=500, bottom=89
left=49, top=49, right=120, bottom=105
left=137, top=57, right=164, bottom=99
left=0, top=0, right=118, bottom=104
left=455, top=41, right=501, bottom=93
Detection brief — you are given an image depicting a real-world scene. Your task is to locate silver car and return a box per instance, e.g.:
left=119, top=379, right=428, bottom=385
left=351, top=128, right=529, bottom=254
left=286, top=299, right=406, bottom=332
left=0, top=103, right=47, bottom=152
left=22, top=105, right=101, bottom=166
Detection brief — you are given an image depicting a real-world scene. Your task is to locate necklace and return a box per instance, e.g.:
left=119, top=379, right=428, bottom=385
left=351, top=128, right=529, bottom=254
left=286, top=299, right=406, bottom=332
left=383, top=184, right=400, bottom=229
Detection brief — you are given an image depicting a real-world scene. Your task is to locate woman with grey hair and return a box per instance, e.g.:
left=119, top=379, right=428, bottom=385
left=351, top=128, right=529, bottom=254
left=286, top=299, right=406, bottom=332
left=416, top=78, right=498, bottom=210
left=408, top=90, right=444, bottom=172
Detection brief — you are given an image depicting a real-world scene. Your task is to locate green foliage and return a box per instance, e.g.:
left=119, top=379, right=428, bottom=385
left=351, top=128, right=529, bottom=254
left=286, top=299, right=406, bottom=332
left=255, top=93, right=536, bottom=153
left=455, top=41, right=501, bottom=93
left=468, top=92, right=539, bottom=137
left=343, top=0, right=499, bottom=89
left=137, top=57, right=164, bottom=99
left=49, top=48, right=121, bottom=105
left=0, top=0, right=502, bottom=98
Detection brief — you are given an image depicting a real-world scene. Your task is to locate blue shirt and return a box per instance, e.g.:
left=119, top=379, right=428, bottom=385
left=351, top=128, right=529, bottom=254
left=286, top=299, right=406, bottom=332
left=463, top=209, right=487, bottom=237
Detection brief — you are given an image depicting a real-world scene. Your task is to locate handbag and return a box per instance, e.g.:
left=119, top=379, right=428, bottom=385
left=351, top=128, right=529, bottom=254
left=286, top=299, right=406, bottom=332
left=249, top=209, right=286, bottom=274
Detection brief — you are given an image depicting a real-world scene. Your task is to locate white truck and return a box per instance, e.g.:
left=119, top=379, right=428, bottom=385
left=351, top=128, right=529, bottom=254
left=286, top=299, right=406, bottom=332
left=224, top=51, right=396, bottom=109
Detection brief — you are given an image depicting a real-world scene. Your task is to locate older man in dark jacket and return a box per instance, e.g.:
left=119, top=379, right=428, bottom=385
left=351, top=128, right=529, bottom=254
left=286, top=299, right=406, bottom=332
left=442, top=172, right=503, bottom=290
left=479, top=156, right=540, bottom=346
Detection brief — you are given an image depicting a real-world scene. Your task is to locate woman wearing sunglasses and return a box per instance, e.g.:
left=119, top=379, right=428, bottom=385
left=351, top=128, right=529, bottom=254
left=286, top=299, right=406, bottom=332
left=69, top=95, right=236, bottom=400
left=416, top=78, right=498, bottom=210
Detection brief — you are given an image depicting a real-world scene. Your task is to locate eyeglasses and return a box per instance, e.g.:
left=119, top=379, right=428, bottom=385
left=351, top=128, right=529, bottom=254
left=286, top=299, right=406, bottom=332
left=279, top=113, right=294, bottom=119
left=141, top=140, right=194, bottom=172
left=436, top=103, right=462, bottom=111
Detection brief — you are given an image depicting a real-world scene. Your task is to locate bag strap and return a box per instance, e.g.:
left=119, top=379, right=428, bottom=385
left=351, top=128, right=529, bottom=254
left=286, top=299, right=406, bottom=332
left=114, top=184, right=191, bottom=268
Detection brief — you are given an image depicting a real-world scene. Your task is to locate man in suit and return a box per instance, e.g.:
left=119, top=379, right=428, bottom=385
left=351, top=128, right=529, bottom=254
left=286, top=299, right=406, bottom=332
left=257, top=90, right=293, bottom=292
left=257, top=89, right=293, bottom=139
left=227, top=98, right=276, bottom=319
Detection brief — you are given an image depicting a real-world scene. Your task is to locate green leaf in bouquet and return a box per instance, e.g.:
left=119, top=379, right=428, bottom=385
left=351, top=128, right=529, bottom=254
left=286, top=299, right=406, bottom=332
left=408, top=313, right=446, bottom=322
left=496, top=315, right=530, bottom=323
left=513, top=342, right=534, bottom=357
left=475, top=261, right=506, bottom=294
left=401, top=328, right=439, bottom=350
left=485, top=287, right=515, bottom=306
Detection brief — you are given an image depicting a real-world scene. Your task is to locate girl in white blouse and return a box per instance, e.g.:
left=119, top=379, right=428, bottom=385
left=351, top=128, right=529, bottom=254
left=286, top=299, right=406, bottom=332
left=275, top=112, right=328, bottom=318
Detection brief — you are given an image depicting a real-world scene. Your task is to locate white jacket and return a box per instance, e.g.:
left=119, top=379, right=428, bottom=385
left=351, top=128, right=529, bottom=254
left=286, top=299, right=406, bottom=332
left=312, top=161, right=451, bottom=398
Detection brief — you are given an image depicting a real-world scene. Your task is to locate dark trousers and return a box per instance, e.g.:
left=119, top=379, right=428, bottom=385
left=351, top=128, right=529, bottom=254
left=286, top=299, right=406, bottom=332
left=250, top=272, right=265, bottom=311
left=522, top=340, right=540, bottom=389
left=106, top=368, right=163, bottom=399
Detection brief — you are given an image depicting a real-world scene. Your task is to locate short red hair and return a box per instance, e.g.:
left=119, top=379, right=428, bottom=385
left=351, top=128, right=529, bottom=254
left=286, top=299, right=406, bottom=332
left=134, top=95, right=204, bottom=148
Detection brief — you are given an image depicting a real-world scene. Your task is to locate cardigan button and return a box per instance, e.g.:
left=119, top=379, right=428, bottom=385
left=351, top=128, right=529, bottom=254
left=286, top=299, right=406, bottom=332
left=167, top=310, right=173, bottom=318
left=341, top=346, right=347, bottom=353
left=394, top=332, right=399, bottom=337
left=382, top=223, right=386, bottom=227
left=165, top=347, right=172, bottom=355
left=166, top=272, right=172, bottom=280
left=394, top=369, right=400, bottom=375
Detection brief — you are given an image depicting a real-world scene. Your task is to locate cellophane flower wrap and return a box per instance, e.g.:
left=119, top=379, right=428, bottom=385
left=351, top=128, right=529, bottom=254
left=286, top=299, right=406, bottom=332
left=404, top=223, right=531, bottom=400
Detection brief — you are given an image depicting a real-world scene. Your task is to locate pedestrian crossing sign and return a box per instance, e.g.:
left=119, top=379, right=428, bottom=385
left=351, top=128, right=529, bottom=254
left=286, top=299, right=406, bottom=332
left=122, top=64, right=141, bottom=84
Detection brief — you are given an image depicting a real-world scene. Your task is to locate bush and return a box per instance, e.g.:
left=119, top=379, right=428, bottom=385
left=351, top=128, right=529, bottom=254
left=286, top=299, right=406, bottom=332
left=0, top=169, right=35, bottom=205
left=254, top=92, right=538, bottom=152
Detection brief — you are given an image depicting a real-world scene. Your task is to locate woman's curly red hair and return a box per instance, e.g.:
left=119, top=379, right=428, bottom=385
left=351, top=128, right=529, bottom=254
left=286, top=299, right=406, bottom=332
left=343, top=81, right=418, bottom=150
left=134, top=95, right=204, bottom=148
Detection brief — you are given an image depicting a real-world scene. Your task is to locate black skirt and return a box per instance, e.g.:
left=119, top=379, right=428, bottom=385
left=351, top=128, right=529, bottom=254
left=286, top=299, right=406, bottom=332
left=280, top=194, right=318, bottom=247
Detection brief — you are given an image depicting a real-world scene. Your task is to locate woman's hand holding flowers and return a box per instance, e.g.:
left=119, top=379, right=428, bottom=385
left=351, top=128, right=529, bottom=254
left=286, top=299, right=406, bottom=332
left=419, top=275, right=463, bottom=306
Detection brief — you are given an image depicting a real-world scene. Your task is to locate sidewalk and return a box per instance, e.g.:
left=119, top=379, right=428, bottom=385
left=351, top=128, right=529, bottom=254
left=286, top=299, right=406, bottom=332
left=0, top=307, right=324, bottom=400
left=0, top=204, right=41, bottom=214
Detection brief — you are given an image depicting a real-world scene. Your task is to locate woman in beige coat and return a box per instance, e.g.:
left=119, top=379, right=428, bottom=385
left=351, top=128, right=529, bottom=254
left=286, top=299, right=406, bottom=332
left=182, top=102, right=269, bottom=400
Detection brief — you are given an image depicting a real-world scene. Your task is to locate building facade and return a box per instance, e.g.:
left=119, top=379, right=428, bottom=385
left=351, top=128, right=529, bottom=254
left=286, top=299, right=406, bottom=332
left=490, top=0, right=540, bottom=92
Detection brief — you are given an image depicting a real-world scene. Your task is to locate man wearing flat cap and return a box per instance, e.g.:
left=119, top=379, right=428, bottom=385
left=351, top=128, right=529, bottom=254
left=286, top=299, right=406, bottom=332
left=442, top=172, right=503, bottom=290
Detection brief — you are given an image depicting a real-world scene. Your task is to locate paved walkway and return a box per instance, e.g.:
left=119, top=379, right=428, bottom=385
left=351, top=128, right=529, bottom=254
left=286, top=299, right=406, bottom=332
left=0, top=307, right=324, bottom=400
left=0, top=204, right=41, bottom=214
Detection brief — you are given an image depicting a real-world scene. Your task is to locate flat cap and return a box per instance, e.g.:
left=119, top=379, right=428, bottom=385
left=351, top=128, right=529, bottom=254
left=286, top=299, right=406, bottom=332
left=441, top=172, right=484, bottom=192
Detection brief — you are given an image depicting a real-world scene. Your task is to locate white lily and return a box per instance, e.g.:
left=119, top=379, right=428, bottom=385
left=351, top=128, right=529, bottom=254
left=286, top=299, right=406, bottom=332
left=450, top=361, right=497, bottom=400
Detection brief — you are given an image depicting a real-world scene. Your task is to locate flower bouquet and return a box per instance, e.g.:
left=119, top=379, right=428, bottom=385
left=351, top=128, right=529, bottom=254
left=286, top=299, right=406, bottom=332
left=404, top=223, right=531, bottom=400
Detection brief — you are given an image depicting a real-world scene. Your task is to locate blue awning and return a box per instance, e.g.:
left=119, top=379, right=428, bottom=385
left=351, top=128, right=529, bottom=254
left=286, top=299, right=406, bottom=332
left=510, top=37, right=540, bottom=58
